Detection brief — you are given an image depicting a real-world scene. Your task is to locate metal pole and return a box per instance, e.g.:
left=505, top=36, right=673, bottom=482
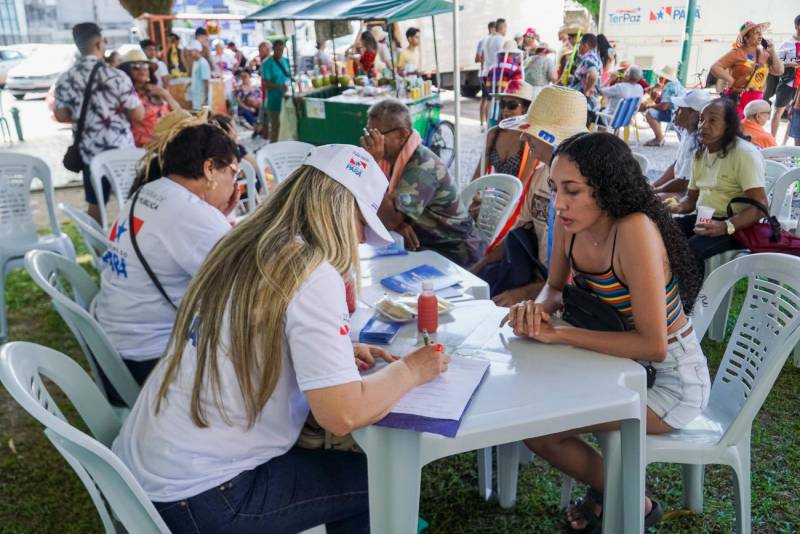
left=431, top=16, right=441, bottom=88
left=388, top=24, right=399, bottom=98
left=677, top=0, right=698, bottom=85
left=453, top=0, right=460, bottom=184
left=329, top=21, right=337, bottom=75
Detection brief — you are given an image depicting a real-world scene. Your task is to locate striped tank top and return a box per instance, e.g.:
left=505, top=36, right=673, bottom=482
left=569, top=232, right=684, bottom=328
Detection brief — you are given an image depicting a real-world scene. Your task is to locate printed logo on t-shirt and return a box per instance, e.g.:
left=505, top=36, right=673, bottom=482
left=103, top=217, right=145, bottom=278
left=339, top=312, right=351, bottom=336
left=346, top=156, right=368, bottom=177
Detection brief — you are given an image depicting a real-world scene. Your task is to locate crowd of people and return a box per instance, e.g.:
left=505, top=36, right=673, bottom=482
left=35, top=12, right=800, bottom=534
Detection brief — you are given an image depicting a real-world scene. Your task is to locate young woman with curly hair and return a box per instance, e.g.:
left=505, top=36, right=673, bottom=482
left=502, top=132, right=709, bottom=533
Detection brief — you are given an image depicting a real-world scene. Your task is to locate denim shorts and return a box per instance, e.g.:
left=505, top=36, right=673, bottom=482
left=647, top=107, right=673, bottom=123
left=645, top=320, right=711, bottom=429
left=790, top=109, right=800, bottom=140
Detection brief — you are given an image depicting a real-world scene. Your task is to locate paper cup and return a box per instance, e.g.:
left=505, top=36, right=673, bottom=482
left=696, top=206, right=714, bottom=225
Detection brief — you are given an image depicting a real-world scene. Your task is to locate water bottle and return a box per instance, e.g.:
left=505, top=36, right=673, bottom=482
left=417, top=281, right=438, bottom=333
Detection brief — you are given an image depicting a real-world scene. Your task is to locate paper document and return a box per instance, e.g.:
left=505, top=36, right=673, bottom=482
left=389, top=353, right=490, bottom=420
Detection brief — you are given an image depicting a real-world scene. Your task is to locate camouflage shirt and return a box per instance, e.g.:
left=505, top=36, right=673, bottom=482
left=394, top=145, right=484, bottom=266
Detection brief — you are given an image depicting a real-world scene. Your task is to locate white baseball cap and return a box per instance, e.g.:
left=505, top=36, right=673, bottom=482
left=304, top=144, right=393, bottom=247
left=671, top=90, right=715, bottom=113
left=187, top=40, right=203, bottom=52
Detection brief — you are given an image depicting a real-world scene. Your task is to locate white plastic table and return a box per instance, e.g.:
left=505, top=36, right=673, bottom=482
left=352, top=302, right=647, bottom=534
left=358, top=248, right=490, bottom=300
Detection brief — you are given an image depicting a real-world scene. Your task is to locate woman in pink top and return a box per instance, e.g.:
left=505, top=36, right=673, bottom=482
left=119, top=49, right=181, bottom=147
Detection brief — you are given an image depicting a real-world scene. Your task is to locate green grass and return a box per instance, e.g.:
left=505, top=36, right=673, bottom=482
left=1, top=228, right=798, bottom=533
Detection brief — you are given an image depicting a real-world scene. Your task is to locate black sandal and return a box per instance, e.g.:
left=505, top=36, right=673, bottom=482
left=644, top=499, right=664, bottom=531
left=567, top=488, right=603, bottom=534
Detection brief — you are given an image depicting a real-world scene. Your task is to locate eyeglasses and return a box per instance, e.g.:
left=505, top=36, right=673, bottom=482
left=378, top=127, right=406, bottom=136
left=498, top=100, right=524, bottom=111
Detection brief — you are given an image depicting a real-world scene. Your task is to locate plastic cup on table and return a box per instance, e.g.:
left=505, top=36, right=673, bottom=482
left=696, top=205, right=715, bottom=225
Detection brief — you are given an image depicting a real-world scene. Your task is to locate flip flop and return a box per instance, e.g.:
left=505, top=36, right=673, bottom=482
left=643, top=138, right=665, bottom=147
left=644, top=499, right=664, bottom=531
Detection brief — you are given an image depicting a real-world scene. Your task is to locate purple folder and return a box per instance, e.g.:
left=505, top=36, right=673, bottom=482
left=374, top=366, right=489, bottom=438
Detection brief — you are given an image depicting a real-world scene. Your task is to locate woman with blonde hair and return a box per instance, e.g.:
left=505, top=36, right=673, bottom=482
left=113, top=144, right=449, bottom=533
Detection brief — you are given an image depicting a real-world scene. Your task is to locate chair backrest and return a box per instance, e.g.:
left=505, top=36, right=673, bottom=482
left=766, top=167, right=800, bottom=220
left=460, top=174, right=523, bottom=244
left=631, top=152, right=649, bottom=175
left=0, top=152, right=60, bottom=244
left=761, top=146, right=800, bottom=169
left=610, top=96, right=641, bottom=130
left=89, top=148, right=146, bottom=230
left=60, top=203, right=112, bottom=272
left=24, top=250, right=140, bottom=408
left=255, top=141, right=314, bottom=184
left=692, top=253, right=800, bottom=447
left=763, top=159, right=789, bottom=192
left=0, top=342, right=170, bottom=534
left=238, top=159, right=259, bottom=213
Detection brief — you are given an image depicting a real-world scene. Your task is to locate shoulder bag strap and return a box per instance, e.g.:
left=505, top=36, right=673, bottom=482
left=128, top=187, right=177, bottom=309
left=274, top=57, right=292, bottom=80
left=74, top=61, right=102, bottom=147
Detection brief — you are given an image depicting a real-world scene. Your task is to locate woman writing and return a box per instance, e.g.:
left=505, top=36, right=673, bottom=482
left=118, top=49, right=181, bottom=148
left=504, top=132, right=709, bottom=533
left=113, top=144, right=449, bottom=533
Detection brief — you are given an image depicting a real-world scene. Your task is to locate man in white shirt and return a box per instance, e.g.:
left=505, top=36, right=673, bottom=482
left=480, top=19, right=507, bottom=130
left=597, top=64, right=645, bottom=121
left=476, top=21, right=496, bottom=130
left=140, top=39, right=170, bottom=88
left=772, top=14, right=800, bottom=137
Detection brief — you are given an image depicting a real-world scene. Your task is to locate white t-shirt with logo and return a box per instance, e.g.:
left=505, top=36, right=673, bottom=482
left=112, top=261, right=360, bottom=502
left=93, top=178, right=231, bottom=362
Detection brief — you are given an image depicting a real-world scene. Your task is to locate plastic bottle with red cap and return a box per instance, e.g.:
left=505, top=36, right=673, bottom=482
left=417, top=281, right=438, bottom=333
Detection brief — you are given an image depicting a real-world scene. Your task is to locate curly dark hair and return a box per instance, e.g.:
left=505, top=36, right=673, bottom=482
left=695, top=97, right=746, bottom=160
left=554, top=132, right=702, bottom=313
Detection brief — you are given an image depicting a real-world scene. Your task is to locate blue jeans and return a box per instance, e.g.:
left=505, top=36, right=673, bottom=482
left=238, top=107, right=258, bottom=126
left=675, top=214, right=743, bottom=277
left=154, top=447, right=369, bottom=533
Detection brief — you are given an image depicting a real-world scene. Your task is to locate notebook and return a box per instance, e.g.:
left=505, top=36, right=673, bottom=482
left=359, top=241, right=409, bottom=260
left=358, top=314, right=403, bottom=345
left=380, top=264, right=462, bottom=294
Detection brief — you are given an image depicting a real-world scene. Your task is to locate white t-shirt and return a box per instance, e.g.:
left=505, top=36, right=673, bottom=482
left=112, top=262, right=361, bottom=502
left=674, top=130, right=699, bottom=181
left=154, top=60, right=169, bottom=87
left=481, top=34, right=505, bottom=76
left=93, top=178, right=231, bottom=362
left=598, top=82, right=644, bottom=116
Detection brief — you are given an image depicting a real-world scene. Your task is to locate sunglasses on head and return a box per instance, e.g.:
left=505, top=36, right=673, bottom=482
left=499, top=100, right=524, bottom=111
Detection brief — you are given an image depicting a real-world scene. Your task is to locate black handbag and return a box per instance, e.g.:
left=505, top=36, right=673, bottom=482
left=562, top=278, right=656, bottom=388
left=63, top=61, right=102, bottom=173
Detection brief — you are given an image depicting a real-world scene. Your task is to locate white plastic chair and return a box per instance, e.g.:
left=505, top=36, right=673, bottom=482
left=255, top=141, right=314, bottom=184
left=24, top=250, right=139, bottom=408
left=89, top=148, right=146, bottom=230
left=766, top=167, right=800, bottom=232
left=0, top=341, right=170, bottom=534
left=0, top=153, right=76, bottom=342
left=518, top=254, right=800, bottom=534
left=460, top=174, right=523, bottom=245
left=238, top=158, right=259, bottom=214
left=761, top=145, right=800, bottom=169
left=60, top=202, right=112, bottom=272
left=631, top=152, right=650, bottom=175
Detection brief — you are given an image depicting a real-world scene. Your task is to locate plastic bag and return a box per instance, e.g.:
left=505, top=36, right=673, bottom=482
left=277, top=95, right=298, bottom=141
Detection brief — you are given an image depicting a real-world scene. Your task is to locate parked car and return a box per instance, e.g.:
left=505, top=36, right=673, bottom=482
left=5, top=45, right=78, bottom=100
left=0, top=47, right=26, bottom=87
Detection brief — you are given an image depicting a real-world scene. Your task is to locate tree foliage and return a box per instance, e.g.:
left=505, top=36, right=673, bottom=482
left=574, top=0, right=600, bottom=19
left=118, top=0, right=175, bottom=18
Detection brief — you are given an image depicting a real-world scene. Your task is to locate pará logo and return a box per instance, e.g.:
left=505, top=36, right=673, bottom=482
left=346, top=156, right=368, bottom=176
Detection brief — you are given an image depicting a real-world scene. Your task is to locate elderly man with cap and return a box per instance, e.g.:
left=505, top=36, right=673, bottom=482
left=597, top=64, right=645, bottom=122
left=741, top=99, right=778, bottom=148
left=360, top=99, right=482, bottom=267
left=54, top=22, right=144, bottom=224
left=654, top=89, right=715, bottom=204
left=471, top=86, right=588, bottom=307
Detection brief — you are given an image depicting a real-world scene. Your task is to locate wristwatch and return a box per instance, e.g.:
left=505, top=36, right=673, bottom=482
left=725, top=220, right=736, bottom=235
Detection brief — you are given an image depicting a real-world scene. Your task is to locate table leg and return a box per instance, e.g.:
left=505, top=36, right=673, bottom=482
left=477, top=447, right=493, bottom=500
left=358, top=427, right=423, bottom=534
left=620, top=417, right=645, bottom=533
left=497, top=442, right=520, bottom=508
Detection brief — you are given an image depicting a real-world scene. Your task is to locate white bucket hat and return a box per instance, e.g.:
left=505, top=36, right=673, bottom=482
left=671, top=89, right=715, bottom=112
left=304, top=144, right=393, bottom=247
left=499, top=85, right=588, bottom=147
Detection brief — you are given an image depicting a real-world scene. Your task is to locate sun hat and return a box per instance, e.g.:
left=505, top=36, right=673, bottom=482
left=370, top=25, right=387, bottom=42
left=657, top=65, right=677, bottom=81
left=119, top=49, right=155, bottom=69
left=559, top=23, right=585, bottom=35
left=491, top=80, right=535, bottom=102
left=743, top=99, right=771, bottom=117
left=671, top=89, right=715, bottom=112
left=187, top=40, right=203, bottom=53
left=499, top=85, right=587, bottom=146
left=502, top=40, right=520, bottom=53
left=303, top=145, right=393, bottom=247
left=524, top=27, right=538, bottom=38
left=736, top=21, right=770, bottom=47
left=534, top=42, right=555, bottom=54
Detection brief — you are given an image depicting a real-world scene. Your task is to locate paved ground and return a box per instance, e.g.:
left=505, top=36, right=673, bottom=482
left=1, top=87, right=793, bottom=228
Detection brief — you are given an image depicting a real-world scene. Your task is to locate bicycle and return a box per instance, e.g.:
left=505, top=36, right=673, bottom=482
left=421, top=101, right=455, bottom=169
left=689, top=68, right=707, bottom=89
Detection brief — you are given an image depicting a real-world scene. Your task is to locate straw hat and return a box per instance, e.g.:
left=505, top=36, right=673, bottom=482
left=499, top=85, right=587, bottom=146
left=370, top=25, right=387, bottom=42
left=502, top=40, right=520, bottom=53
left=559, top=23, right=586, bottom=35
left=657, top=65, right=677, bottom=81
left=736, top=21, right=770, bottom=47
left=119, top=49, right=155, bottom=70
left=535, top=42, right=555, bottom=54
left=491, top=80, right=535, bottom=102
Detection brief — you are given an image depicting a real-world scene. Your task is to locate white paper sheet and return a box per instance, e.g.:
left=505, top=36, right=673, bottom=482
left=389, top=353, right=490, bottom=420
